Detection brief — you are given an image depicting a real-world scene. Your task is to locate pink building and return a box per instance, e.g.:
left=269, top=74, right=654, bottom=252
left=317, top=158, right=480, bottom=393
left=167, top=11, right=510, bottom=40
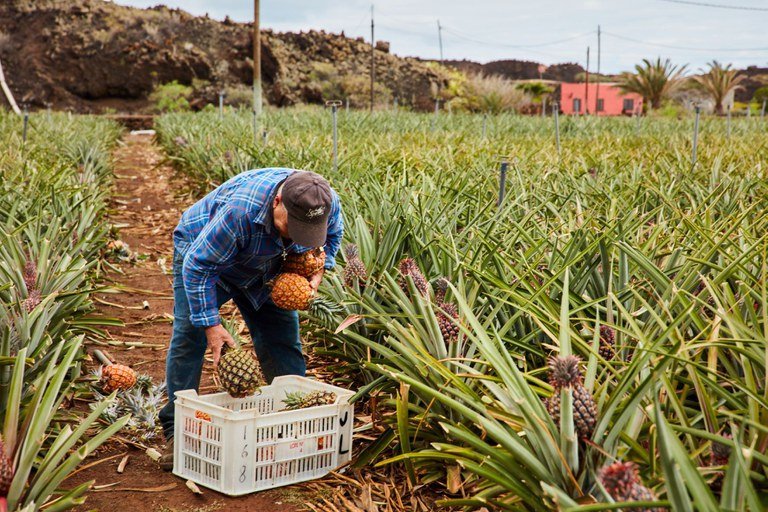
left=560, top=83, right=643, bottom=116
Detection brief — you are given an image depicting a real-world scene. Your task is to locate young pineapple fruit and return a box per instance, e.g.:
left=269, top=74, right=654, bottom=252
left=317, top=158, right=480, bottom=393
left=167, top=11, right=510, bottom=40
left=101, top=364, right=138, bottom=393
left=283, top=390, right=337, bottom=410
left=545, top=355, right=597, bottom=440
left=271, top=273, right=314, bottom=310
left=435, top=277, right=460, bottom=343
left=710, top=434, right=732, bottom=466
left=21, top=257, right=41, bottom=312
left=599, top=326, right=616, bottom=360
left=343, top=244, right=368, bottom=289
left=282, top=248, right=326, bottom=278
left=398, top=257, right=429, bottom=297
left=217, top=346, right=261, bottom=398
left=599, top=462, right=663, bottom=512
left=0, top=435, right=13, bottom=497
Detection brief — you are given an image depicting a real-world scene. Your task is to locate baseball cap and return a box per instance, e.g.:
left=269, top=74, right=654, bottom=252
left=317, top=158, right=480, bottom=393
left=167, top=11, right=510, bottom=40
left=281, top=171, right=333, bottom=247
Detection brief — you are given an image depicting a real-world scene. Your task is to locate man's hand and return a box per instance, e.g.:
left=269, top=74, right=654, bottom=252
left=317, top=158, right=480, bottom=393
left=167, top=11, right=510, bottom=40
left=308, top=268, right=324, bottom=294
left=205, top=324, right=236, bottom=367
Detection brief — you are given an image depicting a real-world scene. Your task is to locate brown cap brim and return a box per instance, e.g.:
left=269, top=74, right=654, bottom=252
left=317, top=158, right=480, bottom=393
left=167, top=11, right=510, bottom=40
left=287, top=212, right=328, bottom=248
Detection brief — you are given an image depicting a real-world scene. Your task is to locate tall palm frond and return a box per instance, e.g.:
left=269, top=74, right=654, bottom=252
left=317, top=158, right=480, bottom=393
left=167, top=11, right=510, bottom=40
left=693, top=60, right=744, bottom=115
left=617, top=57, right=688, bottom=111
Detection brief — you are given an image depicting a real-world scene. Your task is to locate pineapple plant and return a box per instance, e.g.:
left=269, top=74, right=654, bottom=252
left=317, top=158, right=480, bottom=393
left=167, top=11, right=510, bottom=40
left=343, top=244, right=368, bottom=289
left=282, top=247, right=326, bottom=277
left=435, top=277, right=460, bottom=343
left=545, top=355, right=597, bottom=440
left=270, top=272, right=314, bottom=310
left=599, top=461, right=663, bottom=511
left=599, top=325, right=616, bottom=360
left=217, top=346, right=261, bottom=398
left=398, top=257, right=429, bottom=297
left=282, top=390, right=337, bottom=410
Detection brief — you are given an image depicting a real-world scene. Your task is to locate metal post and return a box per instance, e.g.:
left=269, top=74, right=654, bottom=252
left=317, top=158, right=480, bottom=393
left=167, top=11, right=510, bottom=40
left=497, top=158, right=508, bottom=208
left=553, top=102, right=561, bottom=157
left=22, top=106, right=29, bottom=142
left=370, top=4, right=375, bottom=112
left=726, top=103, right=731, bottom=139
left=595, top=25, right=601, bottom=117
left=326, top=100, right=341, bottom=172
left=635, top=109, right=641, bottom=135
left=432, top=99, right=439, bottom=131
left=253, top=0, right=262, bottom=117
left=219, top=91, right=224, bottom=119
left=345, top=97, right=349, bottom=114
left=482, top=113, right=487, bottom=138
left=584, top=46, right=590, bottom=115
left=252, top=109, right=257, bottom=144
left=542, top=97, right=546, bottom=118
left=762, top=100, right=766, bottom=119
left=262, top=129, right=268, bottom=144
left=393, top=97, right=398, bottom=111
left=692, top=104, right=701, bottom=169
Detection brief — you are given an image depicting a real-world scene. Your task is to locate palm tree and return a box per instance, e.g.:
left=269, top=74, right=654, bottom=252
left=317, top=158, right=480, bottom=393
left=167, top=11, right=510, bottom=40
left=617, top=57, right=688, bottom=111
left=693, top=60, right=744, bottom=115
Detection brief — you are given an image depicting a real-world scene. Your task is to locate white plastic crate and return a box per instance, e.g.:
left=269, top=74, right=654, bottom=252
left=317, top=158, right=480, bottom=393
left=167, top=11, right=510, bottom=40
left=173, top=375, right=355, bottom=495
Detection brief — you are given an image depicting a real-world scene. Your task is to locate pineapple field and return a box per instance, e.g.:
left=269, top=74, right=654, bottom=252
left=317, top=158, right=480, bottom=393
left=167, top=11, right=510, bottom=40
left=1, top=106, right=768, bottom=511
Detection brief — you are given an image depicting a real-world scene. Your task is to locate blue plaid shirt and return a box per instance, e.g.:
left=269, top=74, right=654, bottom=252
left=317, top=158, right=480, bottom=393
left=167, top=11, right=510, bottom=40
left=173, top=168, right=344, bottom=327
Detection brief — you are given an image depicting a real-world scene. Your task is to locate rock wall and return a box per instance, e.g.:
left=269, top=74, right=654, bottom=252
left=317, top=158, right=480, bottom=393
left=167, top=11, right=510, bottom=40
left=0, top=0, right=445, bottom=112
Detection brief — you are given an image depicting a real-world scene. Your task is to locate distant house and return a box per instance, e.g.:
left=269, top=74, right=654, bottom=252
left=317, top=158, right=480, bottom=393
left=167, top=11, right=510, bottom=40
left=560, top=83, right=643, bottom=116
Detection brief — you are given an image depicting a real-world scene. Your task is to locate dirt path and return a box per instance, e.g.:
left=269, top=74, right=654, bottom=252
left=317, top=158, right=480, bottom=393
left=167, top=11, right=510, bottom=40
left=69, top=134, right=305, bottom=512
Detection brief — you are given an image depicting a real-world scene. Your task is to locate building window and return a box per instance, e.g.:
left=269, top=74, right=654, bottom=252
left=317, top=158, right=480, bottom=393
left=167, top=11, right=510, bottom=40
left=573, top=98, right=582, bottom=113
left=597, top=99, right=604, bottom=112
left=623, top=98, right=635, bottom=112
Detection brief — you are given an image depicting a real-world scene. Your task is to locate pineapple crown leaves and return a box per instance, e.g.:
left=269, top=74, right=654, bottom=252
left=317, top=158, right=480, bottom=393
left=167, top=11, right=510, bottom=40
left=547, top=355, right=584, bottom=388
left=344, top=243, right=359, bottom=259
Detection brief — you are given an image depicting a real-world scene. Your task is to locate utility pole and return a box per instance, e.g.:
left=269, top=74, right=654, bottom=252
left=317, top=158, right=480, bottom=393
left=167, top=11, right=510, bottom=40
left=437, top=20, right=444, bottom=63
left=584, top=46, right=590, bottom=115
left=595, top=25, right=601, bottom=116
left=437, top=19, right=444, bottom=105
left=370, top=4, right=375, bottom=112
left=253, top=0, right=262, bottom=117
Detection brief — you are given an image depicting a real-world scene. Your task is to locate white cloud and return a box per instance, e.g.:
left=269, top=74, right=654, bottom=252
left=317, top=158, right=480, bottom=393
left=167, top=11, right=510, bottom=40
left=112, top=0, right=768, bottom=73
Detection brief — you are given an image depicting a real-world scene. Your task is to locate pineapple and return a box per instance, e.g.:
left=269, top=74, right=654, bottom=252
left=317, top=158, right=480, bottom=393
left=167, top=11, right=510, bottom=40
left=435, top=277, right=460, bottom=343
left=23, top=257, right=37, bottom=292
left=710, top=434, right=732, bottom=466
left=283, top=390, right=337, bottom=410
left=282, top=248, right=326, bottom=278
left=0, top=435, right=13, bottom=497
left=343, top=244, right=368, bottom=289
left=271, top=273, right=314, bottom=310
left=599, top=462, right=663, bottom=512
left=101, top=364, right=138, bottom=393
left=217, top=347, right=261, bottom=398
left=398, top=257, right=429, bottom=297
left=22, top=289, right=41, bottom=312
left=545, top=355, right=597, bottom=440
left=599, top=326, right=616, bottom=360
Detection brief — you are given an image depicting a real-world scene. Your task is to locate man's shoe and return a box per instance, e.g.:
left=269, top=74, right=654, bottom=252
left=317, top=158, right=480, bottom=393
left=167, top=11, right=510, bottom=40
left=159, top=438, right=174, bottom=472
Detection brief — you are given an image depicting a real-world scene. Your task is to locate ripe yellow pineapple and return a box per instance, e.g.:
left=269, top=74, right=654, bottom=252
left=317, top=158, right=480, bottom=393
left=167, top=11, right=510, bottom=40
left=101, top=364, right=138, bottom=393
left=217, top=347, right=261, bottom=398
left=271, top=273, right=314, bottom=310
left=282, top=248, right=326, bottom=278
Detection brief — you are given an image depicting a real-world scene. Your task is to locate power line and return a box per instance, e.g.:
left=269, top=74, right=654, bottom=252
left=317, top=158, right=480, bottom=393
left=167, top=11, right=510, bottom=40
left=440, top=26, right=594, bottom=49
left=658, top=0, right=768, bottom=11
left=602, top=30, right=768, bottom=52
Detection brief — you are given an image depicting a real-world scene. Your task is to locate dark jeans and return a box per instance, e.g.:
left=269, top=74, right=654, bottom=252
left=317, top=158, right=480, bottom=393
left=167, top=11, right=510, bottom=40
left=159, top=249, right=304, bottom=440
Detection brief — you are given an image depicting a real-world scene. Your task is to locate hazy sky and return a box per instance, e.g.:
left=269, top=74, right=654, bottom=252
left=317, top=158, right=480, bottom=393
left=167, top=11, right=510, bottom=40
left=113, top=1, right=768, bottom=73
